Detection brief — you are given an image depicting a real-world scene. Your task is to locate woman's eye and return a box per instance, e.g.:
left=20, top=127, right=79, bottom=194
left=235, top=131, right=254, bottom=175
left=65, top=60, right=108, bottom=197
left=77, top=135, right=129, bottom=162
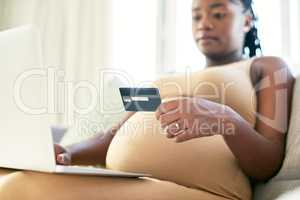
left=212, top=12, right=226, bottom=20
left=192, top=15, right=202, bottom=22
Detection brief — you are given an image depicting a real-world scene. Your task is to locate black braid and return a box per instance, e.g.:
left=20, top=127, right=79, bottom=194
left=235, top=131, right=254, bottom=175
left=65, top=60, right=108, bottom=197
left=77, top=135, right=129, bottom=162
left=241, top=0, right=262, bottom=57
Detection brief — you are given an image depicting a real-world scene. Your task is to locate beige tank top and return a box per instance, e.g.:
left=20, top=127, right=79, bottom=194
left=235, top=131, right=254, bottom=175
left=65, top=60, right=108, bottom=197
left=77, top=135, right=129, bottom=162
left=106, top=59, right=257, bottom=200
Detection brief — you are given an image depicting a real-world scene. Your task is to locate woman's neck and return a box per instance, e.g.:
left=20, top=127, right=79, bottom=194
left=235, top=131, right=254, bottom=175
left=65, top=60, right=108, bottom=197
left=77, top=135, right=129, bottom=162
left=205, top=51, right=244, bottom=67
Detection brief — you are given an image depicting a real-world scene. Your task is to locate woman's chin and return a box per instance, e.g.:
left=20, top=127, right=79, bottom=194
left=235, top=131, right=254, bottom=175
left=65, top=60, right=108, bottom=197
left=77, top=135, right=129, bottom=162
left=198, top=47, right=223, bottom=58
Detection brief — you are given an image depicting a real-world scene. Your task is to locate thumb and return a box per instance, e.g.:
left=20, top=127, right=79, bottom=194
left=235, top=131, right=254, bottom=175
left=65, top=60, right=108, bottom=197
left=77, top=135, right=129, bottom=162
left=54, top=144, right=65, bottom=155
left=57, top=153, right=71, bottom=165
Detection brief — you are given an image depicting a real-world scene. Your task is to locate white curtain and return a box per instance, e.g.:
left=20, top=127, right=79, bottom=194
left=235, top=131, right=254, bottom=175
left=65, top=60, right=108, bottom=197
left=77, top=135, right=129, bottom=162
left=0, top=0, right=111, bottom=76
left=0, top=0, right=125, bottom=144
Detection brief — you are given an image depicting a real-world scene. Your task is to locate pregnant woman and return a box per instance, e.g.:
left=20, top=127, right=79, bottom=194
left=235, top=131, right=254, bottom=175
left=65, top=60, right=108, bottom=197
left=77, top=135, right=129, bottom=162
left=2, top=0, right=293, bottom=199
left=53, top=0, right=294, bottom=199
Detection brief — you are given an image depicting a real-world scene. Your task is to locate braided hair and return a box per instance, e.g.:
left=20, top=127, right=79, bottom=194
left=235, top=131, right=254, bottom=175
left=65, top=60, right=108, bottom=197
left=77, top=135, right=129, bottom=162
left=240, top=0, right=262, bottom=57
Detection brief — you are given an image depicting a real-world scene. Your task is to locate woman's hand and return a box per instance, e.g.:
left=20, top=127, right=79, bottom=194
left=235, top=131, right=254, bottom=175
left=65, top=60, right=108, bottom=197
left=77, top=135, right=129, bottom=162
left=155, top=97, right=237, bottom=143
left=54, top=143, right=72, bottom=165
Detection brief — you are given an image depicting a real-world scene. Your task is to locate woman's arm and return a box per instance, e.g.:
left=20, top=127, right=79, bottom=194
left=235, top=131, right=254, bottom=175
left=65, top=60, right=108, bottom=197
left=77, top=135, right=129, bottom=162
left=155, top=57, right=294, bottom=181
left=223, top=57, right=295, bottom=181
left=59, top=111, right=135, bottom=166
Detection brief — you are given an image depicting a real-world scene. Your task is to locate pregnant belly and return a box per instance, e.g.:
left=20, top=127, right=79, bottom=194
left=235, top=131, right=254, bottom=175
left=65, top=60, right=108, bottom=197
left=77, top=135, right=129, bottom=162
left=105, top=112, right=251, bottom=200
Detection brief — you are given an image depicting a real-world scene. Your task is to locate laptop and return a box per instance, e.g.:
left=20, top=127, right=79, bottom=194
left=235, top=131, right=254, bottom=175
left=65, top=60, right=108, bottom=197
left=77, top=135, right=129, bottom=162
left=0, top=25, right=150, bottom=178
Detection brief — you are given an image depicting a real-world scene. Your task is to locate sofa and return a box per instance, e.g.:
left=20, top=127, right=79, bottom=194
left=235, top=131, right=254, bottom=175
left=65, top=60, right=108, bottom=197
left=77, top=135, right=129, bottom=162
left=0, top=73, right=299, bottom=200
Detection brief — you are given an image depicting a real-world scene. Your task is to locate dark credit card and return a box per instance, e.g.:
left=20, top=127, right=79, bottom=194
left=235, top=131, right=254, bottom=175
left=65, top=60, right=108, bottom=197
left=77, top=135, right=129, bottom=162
left=119, top=87, right=161, bottom=112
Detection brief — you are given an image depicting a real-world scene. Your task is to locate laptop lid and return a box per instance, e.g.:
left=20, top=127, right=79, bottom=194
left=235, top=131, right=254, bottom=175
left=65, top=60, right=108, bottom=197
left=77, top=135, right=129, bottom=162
left=0, top=25, right=57, bottom=172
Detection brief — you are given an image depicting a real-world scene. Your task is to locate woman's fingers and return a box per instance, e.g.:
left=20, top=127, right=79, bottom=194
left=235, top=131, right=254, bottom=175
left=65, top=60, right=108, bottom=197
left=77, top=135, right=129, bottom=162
left=159, top=111, right=181, bottom=128
left=164, top=119, right=188, bottom=137
left=57, top=153, right=71, bottom=165
left=54, top=143, right=72, bottom=165
left=155, top=100, right=179, bottom=120
left=166, top=128, right=185, bottom=138
left=174, top=130, right=196, bottom=143
left=54, top=143, right=65, bottom=155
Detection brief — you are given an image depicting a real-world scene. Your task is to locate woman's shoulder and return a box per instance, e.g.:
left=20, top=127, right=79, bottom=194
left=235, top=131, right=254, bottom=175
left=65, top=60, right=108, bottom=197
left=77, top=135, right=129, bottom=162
left=250, top=56, right=294, bottom=85
left=252, top=56, right=289, bottom=70
left=250, top=56, right=294, bottom=75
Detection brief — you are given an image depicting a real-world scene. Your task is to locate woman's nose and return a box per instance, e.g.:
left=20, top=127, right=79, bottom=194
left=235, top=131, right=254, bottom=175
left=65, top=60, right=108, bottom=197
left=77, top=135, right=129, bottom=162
left=197, top=16, right=214, bottom=30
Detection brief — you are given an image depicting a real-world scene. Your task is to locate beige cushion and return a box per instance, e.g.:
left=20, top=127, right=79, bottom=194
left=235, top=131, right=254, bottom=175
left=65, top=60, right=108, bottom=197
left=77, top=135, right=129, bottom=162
left=254, top=179, right=300, bottom=200
left=276, top=75, right=300, bottom=180
left=254, top=75, right=300, bottom=200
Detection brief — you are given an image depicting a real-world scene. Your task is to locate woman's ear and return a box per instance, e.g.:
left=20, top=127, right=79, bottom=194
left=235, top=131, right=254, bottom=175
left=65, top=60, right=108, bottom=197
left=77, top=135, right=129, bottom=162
left=243, top=14, right=252, bottom=33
